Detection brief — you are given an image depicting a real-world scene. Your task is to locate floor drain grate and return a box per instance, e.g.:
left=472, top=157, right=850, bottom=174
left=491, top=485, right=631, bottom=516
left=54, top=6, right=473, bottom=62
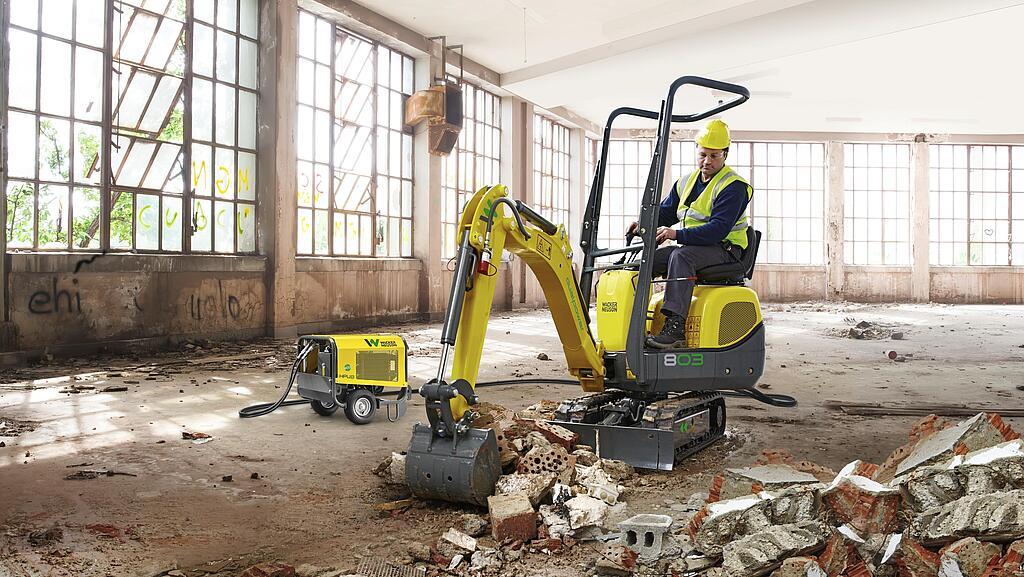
left=357, top=558, right=426, bottom=577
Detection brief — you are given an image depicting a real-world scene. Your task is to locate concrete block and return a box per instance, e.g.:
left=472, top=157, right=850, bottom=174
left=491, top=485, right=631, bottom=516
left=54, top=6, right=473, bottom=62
left=938, top=537, right=1001, bottom=577
left=720, top=465, right=820, bottom=500
left=617, top=513, right=673, bottom=564
left=690, top=493, right=771, bottom=557
left=770, top=556, right=827, bottom=577
left=487, top=494, right=537, bottom=543
left=896, top=413, right=1008, bottom=477
left=913, top=490, right=1024, bottom=547
left=566, top=495, right=609, bottom=530
left=436, top=528, right=477, bottom=558
left=721, top=521, right=831, bottom=577
left=576, top=464, right=623, bottom=505
left=823, top=475, right=902, bottom=534
left=494, top=473, right=556, bottom=507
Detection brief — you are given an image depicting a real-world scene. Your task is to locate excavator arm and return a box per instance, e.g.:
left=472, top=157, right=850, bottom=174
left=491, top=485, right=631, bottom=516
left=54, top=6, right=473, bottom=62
left=406, top=183, right=605, bottom=505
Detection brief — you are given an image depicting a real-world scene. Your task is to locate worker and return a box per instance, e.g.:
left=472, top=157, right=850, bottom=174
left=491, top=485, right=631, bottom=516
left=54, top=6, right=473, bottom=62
left=628, top=119, right=753, bottom=349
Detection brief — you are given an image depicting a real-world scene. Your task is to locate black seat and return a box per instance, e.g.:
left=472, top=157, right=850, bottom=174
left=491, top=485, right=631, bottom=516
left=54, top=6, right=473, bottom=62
left=695, top=228, right=761, bottom=285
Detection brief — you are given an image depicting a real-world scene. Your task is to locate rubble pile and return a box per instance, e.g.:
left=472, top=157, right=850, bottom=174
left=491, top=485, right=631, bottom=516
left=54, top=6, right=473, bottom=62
left=377, top=407, right=1024, bottom=577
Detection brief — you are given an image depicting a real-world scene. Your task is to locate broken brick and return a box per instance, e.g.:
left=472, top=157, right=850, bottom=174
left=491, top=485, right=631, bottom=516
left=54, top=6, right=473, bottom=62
left=771, top=556, right=827, bottom=577
left=817, top=529, right=871, bottom=577
left=823, top=474, right=902, bottom=534
left=514, top=417, right=578, bottom=450
left=690, top=493, right=770, bottom=556
left=721, top=521, right=831, bottom=577
left=891, top=537, right=940, bottom=577
left=895, top=413, right=1008, bottom=478
left=494, top=473, right=556, bottom=507
left=720, top=465, right=820, bottom=501
left=487, top=493, right=537, bottom=543
left=239, top=562, right=297, bottom=577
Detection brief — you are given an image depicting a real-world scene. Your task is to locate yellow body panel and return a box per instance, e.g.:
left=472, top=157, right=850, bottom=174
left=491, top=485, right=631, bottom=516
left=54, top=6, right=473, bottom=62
left=446, top=185, right=607, bottom=420
left=645, top=286, right=762, bottom=349
left=595, top=270, right=638, bottom=352
left=308, top=333, right=408, bottom=388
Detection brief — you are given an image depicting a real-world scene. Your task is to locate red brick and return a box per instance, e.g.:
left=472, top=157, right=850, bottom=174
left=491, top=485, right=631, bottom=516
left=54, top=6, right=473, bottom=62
left=892, top=538, right=940, bottom=577
left=818, top=533, right=871, bottom=577
left=515, top=417, right=578, bottom=450
left=823, top=475, right=902, bottom=534
left=707, top=472, right=725, bottom=503
left=239, top=562, right=296, bottom=577
left=488, top=493, right=537, bottom=543
left=988, top=413, right=1021, bottom=442
left=940, top=538, right=1001, bottom=577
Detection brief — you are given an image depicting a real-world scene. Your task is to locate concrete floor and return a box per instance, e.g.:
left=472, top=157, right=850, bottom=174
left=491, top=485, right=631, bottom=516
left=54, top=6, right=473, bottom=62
left=1, top=302, right=1023, bottom=575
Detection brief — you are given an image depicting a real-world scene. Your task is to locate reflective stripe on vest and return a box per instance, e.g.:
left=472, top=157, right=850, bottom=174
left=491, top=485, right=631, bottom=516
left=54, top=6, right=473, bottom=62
left=674, top=166, right=753, bottom=249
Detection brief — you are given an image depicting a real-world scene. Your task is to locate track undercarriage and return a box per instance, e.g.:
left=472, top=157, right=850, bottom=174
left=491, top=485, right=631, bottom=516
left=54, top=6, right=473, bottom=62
left=550, top=390, right=727, bottom=470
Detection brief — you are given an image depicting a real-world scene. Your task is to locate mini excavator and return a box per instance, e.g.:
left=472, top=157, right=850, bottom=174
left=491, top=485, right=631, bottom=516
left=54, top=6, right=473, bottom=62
left=406, top=76, right=790, bottom=506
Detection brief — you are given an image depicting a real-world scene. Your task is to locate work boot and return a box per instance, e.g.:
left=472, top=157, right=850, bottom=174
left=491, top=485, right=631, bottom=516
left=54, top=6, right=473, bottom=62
left=647, top=313, right=687, bottom=349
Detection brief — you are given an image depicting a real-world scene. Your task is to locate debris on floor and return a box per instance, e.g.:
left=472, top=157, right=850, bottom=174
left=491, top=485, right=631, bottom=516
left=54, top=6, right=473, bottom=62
left=182, top=431, right=214, bottom=444
left=828, top=317, right=906, bottom=340
left=378, top=409, right=1024, bottom=575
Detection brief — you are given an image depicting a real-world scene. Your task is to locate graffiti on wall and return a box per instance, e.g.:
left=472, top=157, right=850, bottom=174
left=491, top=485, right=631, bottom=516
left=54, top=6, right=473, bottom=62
left=28, top=278, right=82, bottom=315
left=185, top=280, right=261, bottom=323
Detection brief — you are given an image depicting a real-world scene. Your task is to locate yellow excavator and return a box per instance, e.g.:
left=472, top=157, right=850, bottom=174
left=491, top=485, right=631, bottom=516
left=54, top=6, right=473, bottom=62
left=406, top=76, right=792, bottom=505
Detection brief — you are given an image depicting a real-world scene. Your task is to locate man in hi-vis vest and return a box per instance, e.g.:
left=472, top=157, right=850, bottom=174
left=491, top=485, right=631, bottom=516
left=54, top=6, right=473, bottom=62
left=628, top=119, right=752, bottom=349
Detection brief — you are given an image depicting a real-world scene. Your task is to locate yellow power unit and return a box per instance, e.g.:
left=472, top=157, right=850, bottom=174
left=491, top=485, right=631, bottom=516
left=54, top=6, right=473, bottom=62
left=310, top=334, right=408, bottom=388
left=640, top=286, right=764, bottom=350
left=595, top=270, right=638, bottom=351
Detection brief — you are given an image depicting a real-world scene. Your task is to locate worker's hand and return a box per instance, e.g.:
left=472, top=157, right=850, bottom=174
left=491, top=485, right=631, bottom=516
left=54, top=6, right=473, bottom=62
left=656, top=227, right=677, bottom=244
left=626, top=221, right=639, bottom=235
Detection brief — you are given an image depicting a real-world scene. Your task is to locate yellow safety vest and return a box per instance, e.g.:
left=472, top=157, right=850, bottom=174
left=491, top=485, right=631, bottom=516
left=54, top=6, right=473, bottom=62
left=674, top=165, right=752, bottom=249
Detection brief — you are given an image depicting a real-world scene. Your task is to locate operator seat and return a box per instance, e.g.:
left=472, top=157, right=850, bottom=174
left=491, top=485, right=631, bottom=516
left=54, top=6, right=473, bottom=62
left=695, top=227, right=761, bottom=286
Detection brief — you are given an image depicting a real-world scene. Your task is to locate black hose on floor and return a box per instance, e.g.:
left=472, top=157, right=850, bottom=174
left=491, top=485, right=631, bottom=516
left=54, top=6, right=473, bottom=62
left=721, top=388, right=799, bottom=407
left=238, top=342, right=316, bottom=418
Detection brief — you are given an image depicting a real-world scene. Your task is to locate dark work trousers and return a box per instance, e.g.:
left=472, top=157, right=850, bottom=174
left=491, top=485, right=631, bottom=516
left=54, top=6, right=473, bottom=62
left=652, top=244, right=738, bottom=318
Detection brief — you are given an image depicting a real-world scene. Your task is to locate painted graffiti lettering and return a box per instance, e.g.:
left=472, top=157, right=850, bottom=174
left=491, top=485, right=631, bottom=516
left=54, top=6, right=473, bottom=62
left=29, top=278, right=82, bottom=315
left=186, top=281, right=257, bottom=323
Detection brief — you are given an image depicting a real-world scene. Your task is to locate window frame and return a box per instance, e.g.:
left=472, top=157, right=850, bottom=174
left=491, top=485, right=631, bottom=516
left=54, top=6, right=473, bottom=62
left=532, top=113, right=571, bottom=228
left=843, top=143, right=912, bottom=266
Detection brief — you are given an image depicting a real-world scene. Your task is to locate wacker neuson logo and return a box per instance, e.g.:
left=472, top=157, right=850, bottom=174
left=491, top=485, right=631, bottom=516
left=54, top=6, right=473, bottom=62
left=663, top=352, right=704, bottom=367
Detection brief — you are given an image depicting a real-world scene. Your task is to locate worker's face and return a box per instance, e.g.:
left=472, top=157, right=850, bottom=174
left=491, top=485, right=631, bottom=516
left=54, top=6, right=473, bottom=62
left=697, top=146, right=727, bottom=179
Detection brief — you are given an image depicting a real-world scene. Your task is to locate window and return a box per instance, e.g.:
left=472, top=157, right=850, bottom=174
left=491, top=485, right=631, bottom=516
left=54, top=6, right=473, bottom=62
left=441, top=82, right=501, bottom=258
left=532, top=114, right=570, bottom=228
left=844, top=144, right=911, bottom=265
left=3, top=0, right=259, bottom=253
left=674, top=141, right=824, bottom=265
left=929, top=144, right=1023, bottom=266
left=596, top=139, right=652, bottom=257
left=295, top=11, right=414, bottom=257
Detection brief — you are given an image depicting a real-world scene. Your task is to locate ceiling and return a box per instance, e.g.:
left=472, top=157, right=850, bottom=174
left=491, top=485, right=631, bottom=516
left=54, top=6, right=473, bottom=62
left=354, top=0, right=1024, bottom=134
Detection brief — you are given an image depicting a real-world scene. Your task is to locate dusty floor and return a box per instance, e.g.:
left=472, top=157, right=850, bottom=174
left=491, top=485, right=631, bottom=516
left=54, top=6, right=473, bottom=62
left=1, top=302, right=1023, bottom=576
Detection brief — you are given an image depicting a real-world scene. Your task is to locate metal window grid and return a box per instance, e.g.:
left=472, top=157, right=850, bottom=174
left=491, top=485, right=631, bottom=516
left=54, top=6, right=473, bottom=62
left=843, top=143, right=912, bottom=265
left=532, top=114, right=570, bottom=228
left=295, top=10, right=414, bottom=258
left=441, top=81, right=501, bottom=259
left=929, top=144, right=1022, bottom=266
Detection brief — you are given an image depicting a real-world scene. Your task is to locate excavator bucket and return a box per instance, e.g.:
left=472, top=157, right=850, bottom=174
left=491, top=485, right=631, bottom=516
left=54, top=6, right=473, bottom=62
left=405, top=423, right=501, bottom=506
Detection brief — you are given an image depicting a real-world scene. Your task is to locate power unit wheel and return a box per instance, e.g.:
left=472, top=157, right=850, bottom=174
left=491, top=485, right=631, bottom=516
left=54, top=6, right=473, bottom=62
left=345, top=389, right=377, bottom=425
left=311, top=400, right=339, bottom=416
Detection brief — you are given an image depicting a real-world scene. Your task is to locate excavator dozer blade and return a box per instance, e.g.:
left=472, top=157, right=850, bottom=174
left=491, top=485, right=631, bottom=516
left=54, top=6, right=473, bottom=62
left=405, top=423, right=501, bottom=506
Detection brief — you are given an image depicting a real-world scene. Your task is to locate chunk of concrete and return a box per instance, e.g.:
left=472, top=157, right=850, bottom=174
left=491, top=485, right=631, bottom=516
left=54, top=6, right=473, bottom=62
left=576, top=464, right=623, bottom=505
left=567, top=495, right=609, bottom=530
left=996, top=539, right=1024, bottom=573
left=896, top=413, right=1009, bottom=477
left=938, top=537, right=1001, bottom=577
left=719, top=465, right=820, bottom=500
left=913, top=490, right=1024, bottom=546
left=494, top=473, right=556, bottom=507
left=594, top=544, right=638, bottom=577
left=487, top=494, right=537, bottom=543
left=436, top=528, right=477, bottom=558
left=538, top=505, right=571, bottom=540
left=898, top=439, right=1024, bottom=512
left=596, top=459, right=635, bottom=482
left=890, top=537, right=941, bottom=577
left=721, top=521, right=830, bottom=577
left=572, top=448, right=599, bottom=467
left=816, top=529, right=871, bottom=577
left=690, top=493, right=772, bottom=557
left=469, top=548, right=503, bottom=573
left=459, top=513, right=489, bottom=538
left=823, top=474, right=902, bottom=534
left=769, top=556, right=826, bottom=577
left=618, top=514, right=672, bottom=564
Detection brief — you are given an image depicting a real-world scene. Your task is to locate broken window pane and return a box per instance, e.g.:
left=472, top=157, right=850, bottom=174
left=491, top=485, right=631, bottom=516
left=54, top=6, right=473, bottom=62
left=110, top=191, right=134, bottom=249
left=191, top=197, right=212, bottom=250
left=39, top=118, right=72, bottom=183
left=40, top=38, right=72, bottom=116
left=75, top=47, right=104, bottom=121
left=6, top=182, right=36, bottom=248
left=136, top=193, right=160, bottom=250
left=38, top=185, right=70, bottom=249
left=72, top=187, right=101, bottom=249
left=162, top=195, right=183, bottom=251
left=237, top=203, right=256, bottom=252
left=214, top=200, right=235, bottom=252
left=8, top=30, right=38, bottom=110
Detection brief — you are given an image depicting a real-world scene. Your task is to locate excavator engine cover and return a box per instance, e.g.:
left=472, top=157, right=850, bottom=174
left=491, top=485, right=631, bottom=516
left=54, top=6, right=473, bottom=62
left=405, top=424, right=501, bottom=506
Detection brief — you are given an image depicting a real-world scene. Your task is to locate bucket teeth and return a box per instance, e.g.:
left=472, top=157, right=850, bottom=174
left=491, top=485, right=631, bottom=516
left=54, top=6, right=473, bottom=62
left=405, top=424, right=501, bottom=506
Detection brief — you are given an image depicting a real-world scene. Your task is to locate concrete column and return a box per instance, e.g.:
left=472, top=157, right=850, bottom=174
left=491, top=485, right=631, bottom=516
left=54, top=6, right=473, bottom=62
left=910, top=141, right=931, bottom=302
left=521, top=102, right=540, bottom=306
left=412, top=49, right=444, bottom=318
left=568, top=127, right=585, bottom=265
left=259, top=0, right=298, bottom=338
left=824, top=141, right=845, bottom=300
left=499, top=96, right=525, bottom=309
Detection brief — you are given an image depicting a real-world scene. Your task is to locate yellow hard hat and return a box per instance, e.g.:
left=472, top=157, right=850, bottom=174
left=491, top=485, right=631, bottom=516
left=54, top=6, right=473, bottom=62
left=695, top=119, right=730, bottom=149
